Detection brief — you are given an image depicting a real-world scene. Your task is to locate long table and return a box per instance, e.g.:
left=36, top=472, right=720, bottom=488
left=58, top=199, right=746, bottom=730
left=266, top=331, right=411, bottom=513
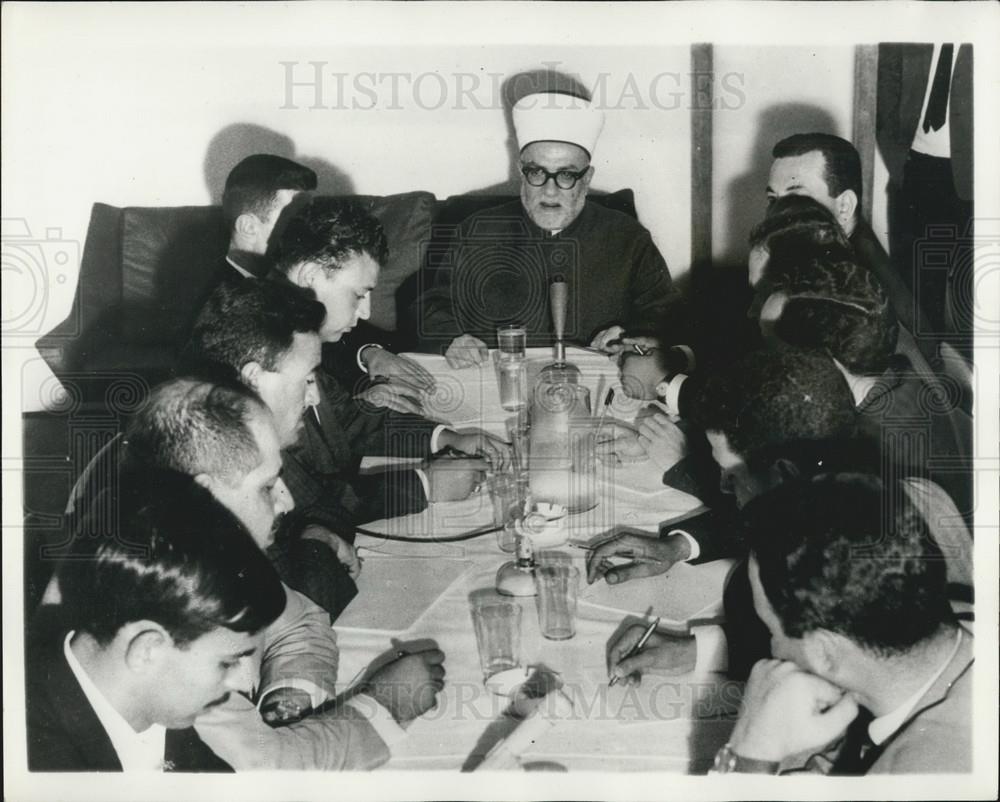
left=333, top=348, right=738, bottom=772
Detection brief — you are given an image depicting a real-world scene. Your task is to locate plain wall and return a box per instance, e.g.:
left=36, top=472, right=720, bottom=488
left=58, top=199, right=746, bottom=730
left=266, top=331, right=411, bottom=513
left=1, top=10, right=907, bottom=412
left=4, top=10, right=700, bottom=412
left=710, top=45, right=857, bottom=265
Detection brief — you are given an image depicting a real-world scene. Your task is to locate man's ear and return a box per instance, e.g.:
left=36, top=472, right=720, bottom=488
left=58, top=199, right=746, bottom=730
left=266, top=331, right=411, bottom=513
left=234, top=213, right=259, bottom=240
left=834, top=189, right=858, bottom=229
left=240, top=360, right=264, bottom=391
left=295, top=261, right=323, bottom=288
left=802, top=628, right=844, bottom=679
left=122, top=623, right=170, bottom=675
left=193, top=472, right=217, bottom=493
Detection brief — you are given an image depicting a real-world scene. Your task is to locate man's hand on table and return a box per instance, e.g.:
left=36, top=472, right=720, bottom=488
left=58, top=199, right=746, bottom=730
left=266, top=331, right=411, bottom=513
left=636, top=410, right=688, bottom=473
left=445, top=334, right=489, bottom=368
left=437, top=429, right=512, bottom=472
left=424, top=457, right=488, bottom=502
left=301, top=524, right=362, bottom=579
left=355, top=381, right=425, bottom=416
left=728, top=659, right=858, bottom=763
left=363, top=348, right=436, bottom=392
left=608, top=627, right=697, bottom=685
left=586, top=531, right=691, bottom=585
left=363, top=648, right=447, bottom=726
left=619, top=349, right=665, bottom=400
left=594, top=421, right=648, bottom=464
left=259, top=687, right=313, bottom=726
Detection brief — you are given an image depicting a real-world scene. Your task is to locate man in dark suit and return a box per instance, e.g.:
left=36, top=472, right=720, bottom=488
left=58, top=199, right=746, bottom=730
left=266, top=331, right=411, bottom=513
left=221, top=155, right=437, bottom=414
left=182, top=280, right=497, bottom=616
left=878, top=43, right=974, bottom=361
left=221, top=154, right=317, bottom=280
left=27, top=471, right=286, bottom=772
left=589, top=347, right=972, bottom=681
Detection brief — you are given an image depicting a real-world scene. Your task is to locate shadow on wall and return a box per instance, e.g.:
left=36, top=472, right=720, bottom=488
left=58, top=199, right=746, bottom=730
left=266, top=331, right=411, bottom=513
left=719, top=103, right=841, bottom=266
left=203, top=123, right=355, bottom=202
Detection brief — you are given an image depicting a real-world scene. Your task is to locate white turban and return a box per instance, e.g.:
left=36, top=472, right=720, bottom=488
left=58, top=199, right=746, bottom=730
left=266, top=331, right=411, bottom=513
left=512, top=92, right=605, bottom=159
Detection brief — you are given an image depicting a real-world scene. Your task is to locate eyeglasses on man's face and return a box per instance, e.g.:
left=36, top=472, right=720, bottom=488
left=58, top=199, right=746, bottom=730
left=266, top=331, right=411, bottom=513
left=520, top=164, right=590, bottom=190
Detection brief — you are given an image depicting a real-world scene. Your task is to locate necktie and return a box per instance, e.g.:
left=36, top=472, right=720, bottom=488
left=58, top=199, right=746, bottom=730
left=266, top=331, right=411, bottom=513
left=923, top=44, right=954, bottom=133
left=832, top=709, right=877, bottom=775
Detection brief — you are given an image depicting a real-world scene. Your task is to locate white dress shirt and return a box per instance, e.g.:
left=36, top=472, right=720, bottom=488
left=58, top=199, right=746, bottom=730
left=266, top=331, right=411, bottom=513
left=64, top=632, right=168, bottom=771
left=910, top=43, right=957, bottom=159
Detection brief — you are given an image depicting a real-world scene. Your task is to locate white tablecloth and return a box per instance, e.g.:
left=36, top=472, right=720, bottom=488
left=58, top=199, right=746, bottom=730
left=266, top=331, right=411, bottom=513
left=336, top=348, right=737, bottom=771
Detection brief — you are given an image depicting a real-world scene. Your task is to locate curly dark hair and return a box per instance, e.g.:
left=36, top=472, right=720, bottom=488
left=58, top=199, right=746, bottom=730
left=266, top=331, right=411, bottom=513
left=770, top=254, right=898, bottom=375
left=772, top=133, right=863, bottom=209
left=273, top=196, right=389, bottom=275
left=776, top=296, right=897, bottom=376
left=744, top=473, right=954, bottom=657
left=183, top=278, right=325, bottom=376
left=691, top=346, right=857, bottom=469
left=749, top=194, right=852, bottom=254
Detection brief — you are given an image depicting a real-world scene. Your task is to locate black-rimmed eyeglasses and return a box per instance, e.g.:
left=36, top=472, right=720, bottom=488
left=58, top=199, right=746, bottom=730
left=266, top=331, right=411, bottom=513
left=520, top=164, right=589, bottom=190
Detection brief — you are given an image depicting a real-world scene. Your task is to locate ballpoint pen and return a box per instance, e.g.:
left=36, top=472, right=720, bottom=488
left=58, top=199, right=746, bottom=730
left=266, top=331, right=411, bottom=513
left=595, top=387, right=615, bottom=441
left=609, top=616, right=661, bottom=687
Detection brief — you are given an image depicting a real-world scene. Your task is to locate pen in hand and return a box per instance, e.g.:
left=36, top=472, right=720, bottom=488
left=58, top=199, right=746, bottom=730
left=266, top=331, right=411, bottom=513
left=609, top=616, right=661, bottom=687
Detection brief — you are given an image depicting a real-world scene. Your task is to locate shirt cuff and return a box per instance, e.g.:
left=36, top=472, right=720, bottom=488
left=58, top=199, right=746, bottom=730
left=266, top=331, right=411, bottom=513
left=357, top=343, right=383, bottom=374
left=345, top=695, right=408, bottom=747
left=430, top=425, right=448, bottom=453
left=257, top=678, right=330, bottom=711
left=413, top=467, right=430, bottom=499
left=665, top=529, right=700, bottom=562
left=691, top=625, right=729, bottom=674
left=656, top=374, right=688, bottom=417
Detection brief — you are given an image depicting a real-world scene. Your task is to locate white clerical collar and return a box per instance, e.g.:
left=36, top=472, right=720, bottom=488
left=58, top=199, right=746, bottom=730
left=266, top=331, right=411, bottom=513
left=868, top=628, right=963, bottom=746
left=64, top=631, right=168, bottom=771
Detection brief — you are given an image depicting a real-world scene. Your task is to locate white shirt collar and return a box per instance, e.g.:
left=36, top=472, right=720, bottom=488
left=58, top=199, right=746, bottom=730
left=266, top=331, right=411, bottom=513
left=64, top=631, right=168, bottom=771
left=868, top=628, right=963, bottom=745
left=226, top=254, right=254, bottom=279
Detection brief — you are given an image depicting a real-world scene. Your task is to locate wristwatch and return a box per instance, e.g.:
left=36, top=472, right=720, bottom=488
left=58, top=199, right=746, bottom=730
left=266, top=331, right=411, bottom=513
left=712, top=743, right=780, bottom=774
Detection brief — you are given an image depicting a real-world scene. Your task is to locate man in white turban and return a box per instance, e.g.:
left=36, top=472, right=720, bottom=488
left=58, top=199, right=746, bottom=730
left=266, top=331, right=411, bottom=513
left=418, top=91, right=677, bottom=367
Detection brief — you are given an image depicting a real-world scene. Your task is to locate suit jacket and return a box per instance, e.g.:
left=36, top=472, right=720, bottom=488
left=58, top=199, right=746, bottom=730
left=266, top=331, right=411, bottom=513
left=195, top=583, right=392, bottom=769
left=26, top=627, right=231, bottom=772
left=856, top=354, right=973, bottom=522
left=877, top=43, right=973, bottom=201
left=784, top=629, right=974, bottom=774
left=282, top=369, right=434, bottom=530
left=868, top=629, right=973, bottom=773
left=720, top=477, right=973, bottom=683
left=850, top=220, right=937, bottom=367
